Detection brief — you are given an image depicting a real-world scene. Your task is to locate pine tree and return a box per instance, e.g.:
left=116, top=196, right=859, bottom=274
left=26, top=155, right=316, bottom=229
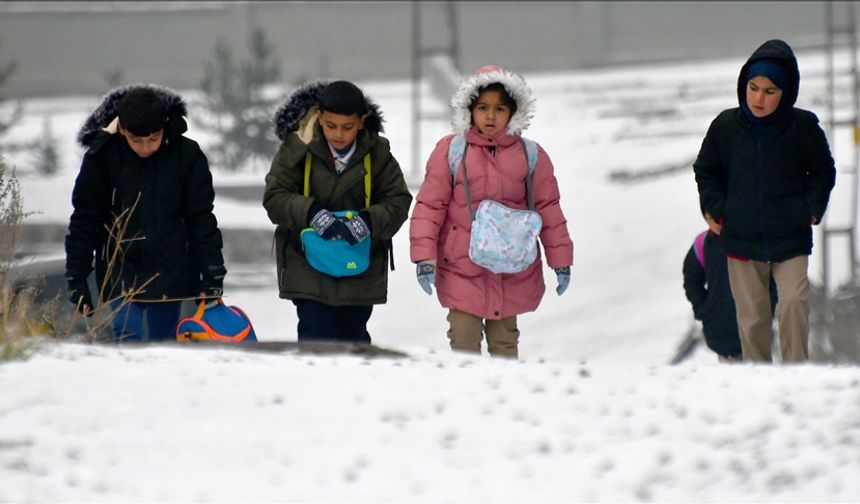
left=30, top=116, right=60, bottom=176
left=199, top=28, right=281, bottom=172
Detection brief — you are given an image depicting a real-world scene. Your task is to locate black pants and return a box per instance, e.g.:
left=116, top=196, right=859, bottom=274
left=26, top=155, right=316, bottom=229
left=292, top=299, right=373, bottom=343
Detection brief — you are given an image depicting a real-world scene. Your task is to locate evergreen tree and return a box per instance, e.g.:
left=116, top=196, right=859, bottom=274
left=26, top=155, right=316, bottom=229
left=30, top=116, right=60, bottom=177
left=199, top=28, right=281, bottom=172
left=101, top=68, right=124, bottom=91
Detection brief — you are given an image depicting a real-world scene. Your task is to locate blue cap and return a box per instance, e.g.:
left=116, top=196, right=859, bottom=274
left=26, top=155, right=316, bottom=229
left=747, top=59, right=789, bottom=91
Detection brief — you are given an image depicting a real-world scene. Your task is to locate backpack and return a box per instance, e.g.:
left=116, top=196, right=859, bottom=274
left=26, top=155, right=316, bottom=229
left=447, top=133, right=543, bottom=274
left=176, top=299, right=257, bottom=343
left=693, top=230, right=707, bottom=269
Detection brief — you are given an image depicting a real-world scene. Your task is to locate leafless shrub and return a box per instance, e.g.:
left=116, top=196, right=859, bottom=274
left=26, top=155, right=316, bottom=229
left=0, top=150, right=39, bottom=358
left=63, top=194, right=159, bottom=343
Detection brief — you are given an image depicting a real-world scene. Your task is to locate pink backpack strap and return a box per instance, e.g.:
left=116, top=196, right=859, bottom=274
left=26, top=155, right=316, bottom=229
left=693, top=230, right=707, bottom=269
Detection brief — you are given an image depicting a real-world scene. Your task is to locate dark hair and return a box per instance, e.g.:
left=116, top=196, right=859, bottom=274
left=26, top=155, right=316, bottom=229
left=469, top=83, right=518, bottom=116
left=317, top=80, right=368, bottom=117
left=117, top=88, right=167, bottom=136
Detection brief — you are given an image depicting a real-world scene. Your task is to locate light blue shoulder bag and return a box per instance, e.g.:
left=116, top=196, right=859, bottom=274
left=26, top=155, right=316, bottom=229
left=448, top=134, right=543, bottom=274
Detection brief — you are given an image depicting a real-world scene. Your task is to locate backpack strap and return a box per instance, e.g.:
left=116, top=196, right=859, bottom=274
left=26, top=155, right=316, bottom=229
left=446, top=134, right=538, bottom=180
left=520, top=136, right=538, bottom=174
left=304, top=151, right=372, bottom=208
left=448, top=133, right=468, bottom=185
left=304, top=152, right=312, bottom=196
left=447, top=133, right=540, bottom=217
left=519, top=137, right=537, bottom=211
left=693, top=230, right=707, bottom=269
left=363, top=153, right=371, bottom=208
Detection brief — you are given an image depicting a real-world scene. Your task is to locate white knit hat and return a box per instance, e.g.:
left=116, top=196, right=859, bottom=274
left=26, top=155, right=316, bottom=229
left=449, top=65, right=535, bottom=136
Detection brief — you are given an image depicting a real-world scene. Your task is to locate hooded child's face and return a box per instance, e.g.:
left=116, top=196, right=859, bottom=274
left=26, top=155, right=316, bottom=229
left=319, top=111, right=366, bottom=152
left=471, top=89, right=513, bottom=137
left=118, top=124, right=164, bottom=159
left=746, top=76, right=783, bottom=118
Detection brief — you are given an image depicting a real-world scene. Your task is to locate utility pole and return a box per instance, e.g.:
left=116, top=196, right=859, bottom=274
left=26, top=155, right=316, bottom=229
left=821, top=0, right=859, bottom=296
left=410, top=2, right=461, bottom=186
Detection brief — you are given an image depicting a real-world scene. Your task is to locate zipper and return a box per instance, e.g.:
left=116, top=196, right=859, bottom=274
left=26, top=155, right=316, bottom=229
left=755, top=138, right=771, bottom=261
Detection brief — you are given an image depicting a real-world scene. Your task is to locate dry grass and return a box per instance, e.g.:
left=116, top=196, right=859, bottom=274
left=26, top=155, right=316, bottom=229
left=0, top=191, right=160, bottom=353
left=55, top=194, right=163, bottom=344
left=1, top=151, right=207, bottom=356
left=0, top=151, right=40, bottom=359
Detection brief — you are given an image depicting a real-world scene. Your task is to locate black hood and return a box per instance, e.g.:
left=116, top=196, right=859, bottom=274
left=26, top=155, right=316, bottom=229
left=272, top=80, right=384, bottom=141
left=736, top=39, right=800, bottom=115
left=77, top=83, right=188, bottom=148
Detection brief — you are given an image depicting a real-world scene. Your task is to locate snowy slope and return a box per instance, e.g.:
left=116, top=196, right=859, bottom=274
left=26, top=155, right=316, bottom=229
left=1, top=343, right=858, bottom=502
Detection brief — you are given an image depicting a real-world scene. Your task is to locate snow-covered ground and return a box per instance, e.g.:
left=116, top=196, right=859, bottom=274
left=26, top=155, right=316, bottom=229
left=1, top=48, right=859, bottom=501
left=2, top=343, right=859, bottom=502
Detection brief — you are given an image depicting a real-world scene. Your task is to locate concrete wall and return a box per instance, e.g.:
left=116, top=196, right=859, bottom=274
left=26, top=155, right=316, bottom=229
left=0, top=1, right=850, bottom=98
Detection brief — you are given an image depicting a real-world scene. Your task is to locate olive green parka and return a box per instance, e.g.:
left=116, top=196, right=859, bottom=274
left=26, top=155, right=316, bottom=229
left=263, top=82, right=412, bottom=305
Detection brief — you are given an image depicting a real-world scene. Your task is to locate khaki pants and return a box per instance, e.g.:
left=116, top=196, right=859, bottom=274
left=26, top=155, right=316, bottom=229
left=446, top=309, right=520, bottom=358
left=727, top=255, right=810, bottom=363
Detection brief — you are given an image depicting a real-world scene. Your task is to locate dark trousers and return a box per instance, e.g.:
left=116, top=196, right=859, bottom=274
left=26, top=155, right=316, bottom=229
left=292, top=299, right=372, bottom=343
left=110, top=300, right=183, bottom=342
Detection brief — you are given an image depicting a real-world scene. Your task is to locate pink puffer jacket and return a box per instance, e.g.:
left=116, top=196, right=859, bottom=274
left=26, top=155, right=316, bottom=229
left=410, top=127, right=573, bottom=319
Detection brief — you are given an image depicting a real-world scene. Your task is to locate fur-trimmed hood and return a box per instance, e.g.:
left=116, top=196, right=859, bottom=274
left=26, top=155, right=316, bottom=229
left=450, top=65, right=535, bottom=136
left=273, top=80, right=384, bottom=142
left=77, top=83, right=188, bottom=148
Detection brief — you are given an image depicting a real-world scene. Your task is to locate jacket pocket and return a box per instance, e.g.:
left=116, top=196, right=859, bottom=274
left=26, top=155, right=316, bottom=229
left=774, top=196, right=810, bottom=239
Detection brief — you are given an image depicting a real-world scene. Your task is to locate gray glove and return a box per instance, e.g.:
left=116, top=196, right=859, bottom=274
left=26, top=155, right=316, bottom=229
left=416, top=260, right=436, bottom=295
left=555, top=266, right=571, bottom=296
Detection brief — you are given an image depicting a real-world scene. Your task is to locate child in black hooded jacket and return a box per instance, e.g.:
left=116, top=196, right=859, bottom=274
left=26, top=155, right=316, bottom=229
left=693, top=39, right=835, bottom=362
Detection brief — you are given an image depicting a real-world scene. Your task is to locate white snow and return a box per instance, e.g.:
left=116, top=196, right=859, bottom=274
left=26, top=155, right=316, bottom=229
left=1, top=49, right=859, bottom=502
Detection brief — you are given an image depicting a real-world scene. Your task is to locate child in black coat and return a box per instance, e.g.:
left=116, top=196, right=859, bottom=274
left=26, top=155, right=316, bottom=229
left=66, top=85, right=226, bottom=341
left=693, top=39, right=836, bottom=362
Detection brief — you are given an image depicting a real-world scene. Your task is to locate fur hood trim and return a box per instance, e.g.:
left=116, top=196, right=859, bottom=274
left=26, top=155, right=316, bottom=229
left=77, top=83, right=186, bottom=147
left=273, top=80, right=384, bottom=141
left=450, top=65, right=535, bottom=135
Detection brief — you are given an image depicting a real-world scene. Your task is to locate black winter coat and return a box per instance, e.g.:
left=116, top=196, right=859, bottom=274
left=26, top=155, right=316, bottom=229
left=693, top=39, right=836, bottom=262
left=65, top=85, right=225, bottom=302
left=683, top=230, right=777, bottom=358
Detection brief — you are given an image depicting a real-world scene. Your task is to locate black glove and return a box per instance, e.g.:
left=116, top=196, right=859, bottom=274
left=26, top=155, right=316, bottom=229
left=340, top=212, right=371, bottom=245
left=199, top=265, right=226, bottom=301
left=307, top=202, right=325, bottom=226
left=67, top=276, right=94, bottom=316
left=308, top=204, right=348, bottom=241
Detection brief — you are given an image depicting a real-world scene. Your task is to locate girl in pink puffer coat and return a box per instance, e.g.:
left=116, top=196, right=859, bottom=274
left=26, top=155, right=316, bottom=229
left=409, top=65, right=574, bottom=358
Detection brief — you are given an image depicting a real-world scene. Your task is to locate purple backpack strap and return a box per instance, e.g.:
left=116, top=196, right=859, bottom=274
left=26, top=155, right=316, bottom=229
left=693, top=230, right=707, bottom=269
